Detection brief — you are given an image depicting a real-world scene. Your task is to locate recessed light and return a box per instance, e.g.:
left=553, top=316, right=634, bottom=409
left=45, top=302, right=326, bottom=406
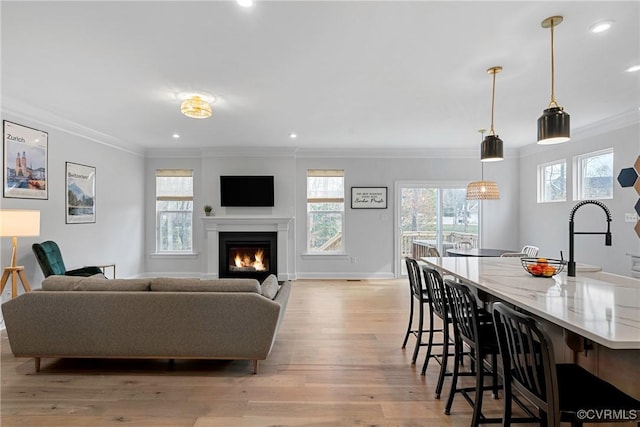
left=626, top=65, right=640, bottom=73
left=590, top=21, right=613, bottom=33
left=172, top=133, right=180, bottom=139
left=289, top=133, right=298, bottom=139
left=237, top=0, right=253, bottom=7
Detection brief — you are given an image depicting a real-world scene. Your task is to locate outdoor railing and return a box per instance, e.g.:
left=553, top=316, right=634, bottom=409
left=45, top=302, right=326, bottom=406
left=401, top=231, right=478, bottom=258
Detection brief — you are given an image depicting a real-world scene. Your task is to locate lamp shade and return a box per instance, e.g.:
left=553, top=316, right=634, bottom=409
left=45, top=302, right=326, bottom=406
left=466, top=181, right=500, bottom=200
left=0, top=210, right=40, bottom=237
left=537, top=106, right=570, bottom=144
left=481, top=134, right=504, bottom=162
left=180, top=96, right=213, bottom=119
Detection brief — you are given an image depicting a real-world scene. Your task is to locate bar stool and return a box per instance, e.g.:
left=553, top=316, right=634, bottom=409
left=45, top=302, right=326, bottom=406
left=420, top=266, right=454, bottom=398
left=444, top=279, right=502, bottom=427
left=401, top=257, right=431, bottom=364
left=492, top=302, right=640, bottom=427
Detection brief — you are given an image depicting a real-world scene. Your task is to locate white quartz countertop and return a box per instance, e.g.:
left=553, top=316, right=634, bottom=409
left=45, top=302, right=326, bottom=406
left=420, top=256, right=640, bottom=349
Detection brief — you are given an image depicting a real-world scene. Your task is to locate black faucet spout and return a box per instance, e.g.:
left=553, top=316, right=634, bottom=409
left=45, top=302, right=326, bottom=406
left=568, top=200, right=612, bottom=277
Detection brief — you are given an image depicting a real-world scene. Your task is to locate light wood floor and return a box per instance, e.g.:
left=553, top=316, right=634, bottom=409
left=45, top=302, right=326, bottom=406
left=1, top=279, right=524, bottom=427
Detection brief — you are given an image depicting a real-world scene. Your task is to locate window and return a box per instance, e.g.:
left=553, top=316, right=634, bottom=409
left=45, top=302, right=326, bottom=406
left=574, top=148, right=614, bottom=200
left=156, top=169, right=193, bottom=252
left=307, top=169, right=344, bottom=253
left=537, top=159, right=566, bottom=202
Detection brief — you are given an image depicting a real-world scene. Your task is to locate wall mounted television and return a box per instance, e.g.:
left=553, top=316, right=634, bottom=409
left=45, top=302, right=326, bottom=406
left=220, top=175, right=275, bottom=207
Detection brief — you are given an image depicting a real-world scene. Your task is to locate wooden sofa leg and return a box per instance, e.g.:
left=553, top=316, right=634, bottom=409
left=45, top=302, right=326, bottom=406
left=34, top=357, right=41, bottom=373
left=253, top=360, right=259, bottom=375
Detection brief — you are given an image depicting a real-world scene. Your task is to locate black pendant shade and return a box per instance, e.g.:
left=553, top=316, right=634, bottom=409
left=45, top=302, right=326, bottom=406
left=537, top=106, right=570, bottom=144
left=481, top=134, right=503, bottom=162
left=538, top=16, right=570, bottom=145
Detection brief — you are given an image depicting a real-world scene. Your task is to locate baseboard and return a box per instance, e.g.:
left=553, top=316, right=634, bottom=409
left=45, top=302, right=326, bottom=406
left=294, top=272, right=395, bottom=280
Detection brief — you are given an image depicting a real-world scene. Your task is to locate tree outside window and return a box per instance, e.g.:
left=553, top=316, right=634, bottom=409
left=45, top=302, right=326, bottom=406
left=575, top=149, right=613, bottom=200
left=307, top=169, right=344, bottom=252
left=156, top=169, right=193, bottom=252
left=538, top=160, right=566, bottom=203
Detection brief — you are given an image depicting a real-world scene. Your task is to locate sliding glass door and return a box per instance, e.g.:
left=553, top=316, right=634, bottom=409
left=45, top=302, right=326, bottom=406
left=396, top=182, right=479, bottom=276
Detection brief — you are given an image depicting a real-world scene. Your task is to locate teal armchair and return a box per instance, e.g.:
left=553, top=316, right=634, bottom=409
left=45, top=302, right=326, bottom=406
left=32, top=241, right=104, bottom=278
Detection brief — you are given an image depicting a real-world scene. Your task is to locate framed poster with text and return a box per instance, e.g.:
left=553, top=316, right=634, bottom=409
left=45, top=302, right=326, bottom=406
left=66, top=162, right=96, bottom=224
left=3, top=121, right=48, bottom=199
left=351, top=187, right=388, bottom=209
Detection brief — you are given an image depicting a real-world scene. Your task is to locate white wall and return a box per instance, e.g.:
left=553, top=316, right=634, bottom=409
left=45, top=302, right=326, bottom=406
left=144, top=149, right=297, bottom=276
left=101, top=119, right=640, bottom=281
left=143, top=150, right=519, bottom=279
left=0, top=114, right=146, bottom=302
left=518, top=122, right=640, bottom=276
left=295, top=154, right=519, bottom=279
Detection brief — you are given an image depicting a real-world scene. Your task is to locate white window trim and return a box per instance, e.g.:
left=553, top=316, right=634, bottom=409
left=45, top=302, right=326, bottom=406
left=155, top=169, right=194, bottom=253
left=573, top=148, right=614, bottom=201
left=306, top=169, right=345, bottom=253
left=537, top=159, right=567, bottom=203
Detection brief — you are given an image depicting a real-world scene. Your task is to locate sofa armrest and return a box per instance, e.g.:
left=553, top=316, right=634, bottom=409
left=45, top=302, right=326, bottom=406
left=272, top=281, right=291, bottom=334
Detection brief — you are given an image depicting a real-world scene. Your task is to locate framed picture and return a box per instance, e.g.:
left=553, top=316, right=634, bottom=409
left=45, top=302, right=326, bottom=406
left=351, top=187, right=388, bottom=209
left=66, top=162, right=96, bottom=224
left=3, top=120, right=48, bottom=199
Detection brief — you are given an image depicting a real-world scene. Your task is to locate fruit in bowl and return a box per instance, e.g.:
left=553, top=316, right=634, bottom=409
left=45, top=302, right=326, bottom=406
left=521, top=257, right=565, bottom=277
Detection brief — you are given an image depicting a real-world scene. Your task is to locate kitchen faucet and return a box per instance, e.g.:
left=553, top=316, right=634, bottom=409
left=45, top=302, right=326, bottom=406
left=568, top=200, right=612, bottom=277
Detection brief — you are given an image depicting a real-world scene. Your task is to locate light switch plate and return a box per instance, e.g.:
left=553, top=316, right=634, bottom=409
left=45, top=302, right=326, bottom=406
left=625, top=212, right=638, bottom=223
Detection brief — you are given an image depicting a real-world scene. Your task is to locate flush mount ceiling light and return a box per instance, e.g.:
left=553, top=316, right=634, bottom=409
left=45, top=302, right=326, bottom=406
left=179, top=94, right=214, bottom=119
left=481, top=66, right=504, bottom=162
left=237, top=0, right=254, bottom=7
left=467, top=129, right=500, bottom=200
left=538, top=16, right=570, bottom=144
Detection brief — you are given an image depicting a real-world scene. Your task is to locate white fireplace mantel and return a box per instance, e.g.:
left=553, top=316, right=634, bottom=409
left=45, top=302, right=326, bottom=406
left=202, top=216, right=295, bottom=280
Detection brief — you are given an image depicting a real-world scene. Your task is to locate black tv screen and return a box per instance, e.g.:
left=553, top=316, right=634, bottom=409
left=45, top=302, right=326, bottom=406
left=220, top=175, right=275, bottom=207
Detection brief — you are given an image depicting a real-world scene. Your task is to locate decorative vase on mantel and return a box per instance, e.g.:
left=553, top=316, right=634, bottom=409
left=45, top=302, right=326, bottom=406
left=204, top=205, right=213, bottom=217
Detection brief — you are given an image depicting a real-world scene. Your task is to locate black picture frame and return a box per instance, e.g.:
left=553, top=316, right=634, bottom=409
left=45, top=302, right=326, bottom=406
left=351, top=187, right=388, bottom=209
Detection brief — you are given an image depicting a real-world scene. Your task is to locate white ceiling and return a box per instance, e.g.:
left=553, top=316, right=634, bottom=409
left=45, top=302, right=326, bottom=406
left=2, top=1, right=639, bottom=155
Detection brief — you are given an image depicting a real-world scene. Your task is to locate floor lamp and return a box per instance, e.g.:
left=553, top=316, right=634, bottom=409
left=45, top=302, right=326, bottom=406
left=0, top=210, right=40, bottom=299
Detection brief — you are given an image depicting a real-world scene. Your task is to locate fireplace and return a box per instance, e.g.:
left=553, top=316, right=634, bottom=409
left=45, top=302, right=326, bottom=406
left=202, top=216, right=294, bottom=280
left=219, top=232, right=277, bottom=281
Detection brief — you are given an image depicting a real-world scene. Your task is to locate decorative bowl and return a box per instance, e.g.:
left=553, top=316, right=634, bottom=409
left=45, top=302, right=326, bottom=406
left=521, top=257, right=566, bottom=277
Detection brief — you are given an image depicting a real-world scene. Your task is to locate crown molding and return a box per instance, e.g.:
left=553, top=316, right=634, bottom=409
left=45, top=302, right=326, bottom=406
left=199, top=146, right=299, bottom=158
left=518, top=109, right=639, bottom=158
left=1, top=96, right=145, bottom=157
left=293, top=146, right=520, bottom=159
left=6, top=96, right=636, bottom=161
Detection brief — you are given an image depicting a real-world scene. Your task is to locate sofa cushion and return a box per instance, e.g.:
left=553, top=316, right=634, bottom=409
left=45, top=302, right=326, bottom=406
left=41, top=275, right=151, bottom=291
left=150, top=277, right=261, bottom=293
left=261, top=274, right=279, bottom=300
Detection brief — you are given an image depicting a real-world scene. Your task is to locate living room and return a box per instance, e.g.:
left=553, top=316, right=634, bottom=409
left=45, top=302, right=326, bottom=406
left=1, top=1, right=639, bottom=425
left=0, top=0, right=638, bottom=292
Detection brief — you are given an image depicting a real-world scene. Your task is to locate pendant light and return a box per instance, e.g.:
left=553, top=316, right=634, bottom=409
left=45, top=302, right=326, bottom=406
left=538, top=16, right=570, bottom=144
left=467, top=129, right=500, bottom=200
left=481, top=66, right=504, bottom=162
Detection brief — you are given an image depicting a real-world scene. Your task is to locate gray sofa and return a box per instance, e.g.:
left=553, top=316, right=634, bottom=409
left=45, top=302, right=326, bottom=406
left=1, top=274, right=290, bottom=374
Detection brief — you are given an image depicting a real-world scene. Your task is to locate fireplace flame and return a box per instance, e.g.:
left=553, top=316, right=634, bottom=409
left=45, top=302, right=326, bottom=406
left=253, top=249, right=265, bottom=271
left=232, top=248, right=266, bottom=271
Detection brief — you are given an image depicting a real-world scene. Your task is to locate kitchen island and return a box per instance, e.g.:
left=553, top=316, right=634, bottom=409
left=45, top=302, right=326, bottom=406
left=421, top=256, right=640, bottom=399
